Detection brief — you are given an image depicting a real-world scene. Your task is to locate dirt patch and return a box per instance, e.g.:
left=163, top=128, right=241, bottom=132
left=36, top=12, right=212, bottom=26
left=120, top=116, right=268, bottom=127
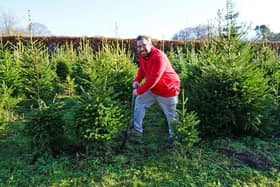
left=217, top=147, right=279, bottom=171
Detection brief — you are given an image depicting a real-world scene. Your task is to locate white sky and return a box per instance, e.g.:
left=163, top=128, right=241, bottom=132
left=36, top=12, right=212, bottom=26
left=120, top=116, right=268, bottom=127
left=0, top=0, right=279, bottom=40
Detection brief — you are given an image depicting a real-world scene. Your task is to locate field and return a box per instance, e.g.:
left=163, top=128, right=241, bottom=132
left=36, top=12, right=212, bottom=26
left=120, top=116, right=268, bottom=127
left=1, top=104, right=280, bottom=186
left=1, top=31, right=280, bottom=186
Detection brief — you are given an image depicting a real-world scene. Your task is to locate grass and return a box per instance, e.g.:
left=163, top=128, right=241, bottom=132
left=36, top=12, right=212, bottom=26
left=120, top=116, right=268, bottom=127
left=1, top=105, right=280, bottom=186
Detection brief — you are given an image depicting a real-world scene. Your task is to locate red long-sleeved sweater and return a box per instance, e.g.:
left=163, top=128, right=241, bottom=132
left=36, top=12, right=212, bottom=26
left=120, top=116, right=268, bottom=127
left=134, top=46, right=180, bottom=97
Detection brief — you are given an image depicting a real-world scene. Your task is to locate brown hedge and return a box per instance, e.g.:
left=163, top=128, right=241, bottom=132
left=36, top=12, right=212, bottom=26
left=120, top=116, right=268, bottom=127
left=1, top=36, right=280, bottom=55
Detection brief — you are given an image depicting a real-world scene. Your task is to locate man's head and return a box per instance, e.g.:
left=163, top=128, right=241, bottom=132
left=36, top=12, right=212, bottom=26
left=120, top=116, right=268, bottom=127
left=136, top=35, right=152, bottom=58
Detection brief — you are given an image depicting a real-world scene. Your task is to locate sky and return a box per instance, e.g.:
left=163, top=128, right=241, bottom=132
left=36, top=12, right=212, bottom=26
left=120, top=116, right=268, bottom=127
left=0, top=0, right=279, bottom=40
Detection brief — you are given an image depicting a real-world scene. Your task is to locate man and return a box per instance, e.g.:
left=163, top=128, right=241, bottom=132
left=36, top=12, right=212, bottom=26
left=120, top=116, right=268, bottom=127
left=129, top=35, right=180, bottom=143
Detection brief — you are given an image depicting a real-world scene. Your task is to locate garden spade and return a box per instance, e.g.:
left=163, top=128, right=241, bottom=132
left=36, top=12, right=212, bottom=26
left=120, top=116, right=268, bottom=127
left=120, top=91, right=136, bottom=149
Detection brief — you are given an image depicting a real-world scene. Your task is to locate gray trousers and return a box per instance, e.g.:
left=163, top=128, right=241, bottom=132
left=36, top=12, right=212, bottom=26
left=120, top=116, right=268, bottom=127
left=133, top=90, right=178, bottom=137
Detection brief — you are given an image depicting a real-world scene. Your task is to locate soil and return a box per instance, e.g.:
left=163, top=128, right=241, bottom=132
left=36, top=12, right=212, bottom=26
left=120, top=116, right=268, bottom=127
left=217, top=147, right=279, bottom=171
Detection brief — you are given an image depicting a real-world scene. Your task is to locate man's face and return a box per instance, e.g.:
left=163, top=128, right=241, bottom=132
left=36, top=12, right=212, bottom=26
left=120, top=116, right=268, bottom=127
left=137, top=38, right=152, bottom=58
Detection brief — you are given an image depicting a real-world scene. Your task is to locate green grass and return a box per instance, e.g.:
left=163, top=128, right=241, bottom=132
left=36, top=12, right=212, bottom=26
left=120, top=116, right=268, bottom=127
left=1, top=106, right=280, bottom=186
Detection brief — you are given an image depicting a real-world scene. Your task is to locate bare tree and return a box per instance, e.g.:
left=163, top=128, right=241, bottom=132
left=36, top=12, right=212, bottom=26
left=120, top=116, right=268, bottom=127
left=28, top=22, right=52, bottom=36
left=0, top=11, right=51, bottom=36
left=0, top=12, right=27, bottom=35
left=172, top=24, right=213, bottom=40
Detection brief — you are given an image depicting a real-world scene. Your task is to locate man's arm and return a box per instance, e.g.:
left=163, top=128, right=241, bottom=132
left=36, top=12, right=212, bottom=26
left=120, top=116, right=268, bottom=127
left=136, top=56, right=165, bottom=95
left=134, top=64, right=145, bottom=84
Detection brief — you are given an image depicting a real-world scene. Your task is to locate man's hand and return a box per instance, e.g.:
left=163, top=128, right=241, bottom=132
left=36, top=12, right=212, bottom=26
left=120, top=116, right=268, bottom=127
left=132, top=81, right=140, bottom=89
left=133, top=89, right=138, bottom=96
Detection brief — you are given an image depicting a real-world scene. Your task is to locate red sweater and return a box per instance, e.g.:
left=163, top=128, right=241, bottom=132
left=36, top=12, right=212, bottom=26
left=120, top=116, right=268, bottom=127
left=134, top=47, right=180, bottom=97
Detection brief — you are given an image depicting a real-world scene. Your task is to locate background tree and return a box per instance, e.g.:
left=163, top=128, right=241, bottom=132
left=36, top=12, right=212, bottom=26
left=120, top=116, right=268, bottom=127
left=217, top=0, right=247, bottom=40
left=0, top=12, right=27, bottom=35
left=28, top=22, right=52, bottom=36
left=26, top=9, right=52, bottom=36
left=0, top=11, right=51, bottom=36
left=172, top=0, right=245, bottom=41
left=255, top=24, right=270, bottom=41
left=172, top=24, right=212, bottom=40
left=268, top=32, right=280, bottom=41
left=255, top=24, right=280, bottom=41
